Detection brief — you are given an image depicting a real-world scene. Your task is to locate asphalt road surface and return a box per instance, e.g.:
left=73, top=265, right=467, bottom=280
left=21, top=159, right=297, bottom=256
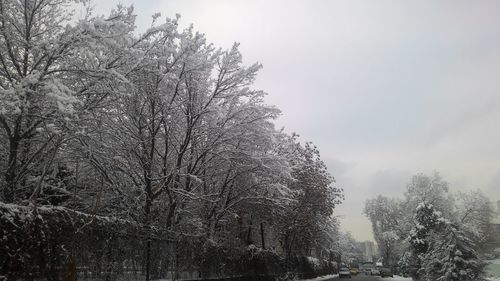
left=325, top=274, right=392, bottom=280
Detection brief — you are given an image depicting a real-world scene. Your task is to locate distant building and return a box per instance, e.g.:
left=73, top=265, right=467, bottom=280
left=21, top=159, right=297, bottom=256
left=497, top=200, right=500, bottom=219
left=490, top=223, right=500, bottom=247
left=358, top=241, right=376, bottom=262
left=493, top=200, right=500, bottom=224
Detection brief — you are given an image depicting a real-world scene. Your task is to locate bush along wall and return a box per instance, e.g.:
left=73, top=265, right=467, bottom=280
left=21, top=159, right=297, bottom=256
left=195, top=243, right=337, bottom=281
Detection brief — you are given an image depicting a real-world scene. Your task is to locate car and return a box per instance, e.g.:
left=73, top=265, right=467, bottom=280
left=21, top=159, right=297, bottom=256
left=339, top=267, right=352, bottom=278
left=364, top=268, right=372, bottom=275
left=349, top=267, right=358, bottom=275
left=380, top=267, right=394, bottom=277
left=371, top=268, right=380, bottom=275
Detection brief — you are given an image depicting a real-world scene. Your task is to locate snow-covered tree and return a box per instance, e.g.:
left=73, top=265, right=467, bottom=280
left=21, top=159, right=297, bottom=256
left=404, top=172, right=455, bottom=219
left=337, top=231, right=363, bottom=262
left=409, top=202, right=443, bottom=255
left=454, top=190, right=495, bottom=251
left=406, top=194, right=485, bottom=281
left=420, top=223, right=485, bottom=281
left=0, top=0, right=138, bottom=204
left=364, top=195, right=405, bottom=265
left=277, top=137, right=344, bottom=261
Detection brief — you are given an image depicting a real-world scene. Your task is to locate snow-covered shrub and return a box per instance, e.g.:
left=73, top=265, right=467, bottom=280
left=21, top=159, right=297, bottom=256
left=195, top=241, right=284, bottom=279
left=238, top=244, right=284, bottom=278
left=197, top=239, right=231, bottom=278
left=283, top=255, right=336, bottom=279
left=306, top=256, right=321, bottom=270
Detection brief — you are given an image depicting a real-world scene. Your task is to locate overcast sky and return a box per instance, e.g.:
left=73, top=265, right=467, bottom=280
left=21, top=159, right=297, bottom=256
left=93, top=0, right=500, bottom=242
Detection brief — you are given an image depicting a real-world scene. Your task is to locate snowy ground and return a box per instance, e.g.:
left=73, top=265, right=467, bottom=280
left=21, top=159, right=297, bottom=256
left=300, top=274, right=339, bottom=281
left=390, top=276, right=413, bottom=281
left=486, top=258, right=500, bottom=281
left=300, top=274, right=411, bottom=280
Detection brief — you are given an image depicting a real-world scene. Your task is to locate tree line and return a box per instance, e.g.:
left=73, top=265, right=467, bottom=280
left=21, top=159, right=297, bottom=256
left=0, top=1, right=343, bottom=280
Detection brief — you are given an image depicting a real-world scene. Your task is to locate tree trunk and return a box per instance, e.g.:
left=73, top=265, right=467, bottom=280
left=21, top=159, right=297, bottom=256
left=4, top=137, right=20, bottom=202
left=260, top=222, right=266, bottom=249
left=144, top=195, right=152, bottom=281
left=246, top=220, right=253, bottom=245
left=63, top=257, right=77, bottom=281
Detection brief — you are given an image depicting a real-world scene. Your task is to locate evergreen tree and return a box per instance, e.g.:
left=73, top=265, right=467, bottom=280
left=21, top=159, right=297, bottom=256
left=421, top=223, right=485, bottom=281
left=409, top=202, right=442, bottom=255
left=407, top=202, right=485, bottom=281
